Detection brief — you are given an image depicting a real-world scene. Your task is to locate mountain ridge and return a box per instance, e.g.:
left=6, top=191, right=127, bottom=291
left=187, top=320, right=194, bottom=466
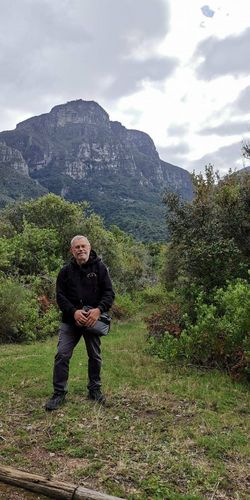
left=0, top=99, right=193, bottom=240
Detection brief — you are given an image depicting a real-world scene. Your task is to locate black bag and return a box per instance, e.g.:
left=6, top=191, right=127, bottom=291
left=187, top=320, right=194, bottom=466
left=82, top=306, right=111, bottom=336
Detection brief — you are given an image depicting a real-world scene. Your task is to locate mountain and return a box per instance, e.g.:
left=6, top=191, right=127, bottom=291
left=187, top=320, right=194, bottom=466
left=0, top=141, right=47, bottom=207
left=0, top=100, right=193, bottom=240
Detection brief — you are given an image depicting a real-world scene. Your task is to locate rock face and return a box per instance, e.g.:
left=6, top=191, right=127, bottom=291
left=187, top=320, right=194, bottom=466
left=0, top=141, right=47, bottom=208
left=0, top=99, right=193, bottom=240
left=0, top=141, right=29, bottom=176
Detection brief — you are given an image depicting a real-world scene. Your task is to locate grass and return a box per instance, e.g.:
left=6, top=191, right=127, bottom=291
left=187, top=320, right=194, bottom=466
left=0, top=318, right=249, bottom=499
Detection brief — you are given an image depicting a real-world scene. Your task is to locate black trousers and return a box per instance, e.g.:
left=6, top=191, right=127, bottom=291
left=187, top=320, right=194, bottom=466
left=53, top=323, right=102, bottom=394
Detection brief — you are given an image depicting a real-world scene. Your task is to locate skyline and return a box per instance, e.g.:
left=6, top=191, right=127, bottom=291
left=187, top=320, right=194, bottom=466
left=1, top=0, right=250, bottom=175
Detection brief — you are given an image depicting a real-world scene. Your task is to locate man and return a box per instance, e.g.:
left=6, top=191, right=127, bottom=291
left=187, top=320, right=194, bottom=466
left=45, top=235, right=115, bottom=411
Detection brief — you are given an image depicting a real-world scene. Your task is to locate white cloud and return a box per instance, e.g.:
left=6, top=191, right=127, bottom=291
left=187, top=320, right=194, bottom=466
left=195, top=28, right=250, bottom=79
left=233, top=85, right=250, bottom=113
left=187, top=140, right=250, bottom=175
left=0, top=0, right=174, bottom=126
left=0, top=0, right=250, bottom=175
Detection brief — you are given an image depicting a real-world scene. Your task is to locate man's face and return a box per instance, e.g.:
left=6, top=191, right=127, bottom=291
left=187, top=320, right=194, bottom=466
left=71, top=238, right=91, bottom=265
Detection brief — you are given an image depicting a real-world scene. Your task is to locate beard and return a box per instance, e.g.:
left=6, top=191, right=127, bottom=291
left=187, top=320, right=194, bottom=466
left=76, top=251, right=90, bottom=264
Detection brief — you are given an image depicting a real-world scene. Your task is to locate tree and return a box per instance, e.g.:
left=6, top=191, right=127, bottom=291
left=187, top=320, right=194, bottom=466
left=163, top=165, right=250, bottom=295
left=242, top=141, right=250, bottom=160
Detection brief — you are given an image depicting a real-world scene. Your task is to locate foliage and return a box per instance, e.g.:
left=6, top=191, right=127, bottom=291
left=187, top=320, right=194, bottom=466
left=136, top=283, right=170, bottom=305
left=36, top=304, right=60, bottom=340
left=242, top=140, right=250, bottom=160
left=111, top=293, right=140, bottom=319
left=19, top=193, right=86, bottom=232
left=145, top=302, right=183, bottom=340
left=13, top=222, right=63, bottom=275
left=0, top=193, right=84, bottom=233
left=0, top=278, right=38, bottom=343
left=0, top=194, right=159, bottom=343
left=147, top=279, right=250, bottom=377
left=0, top=237, right=16, bottom=272
left=147, top=167, right=250, bottom=378
left=0, top=194, right=154, bottom=293
left=0, top=277, right=59, bottom=343
left=163, top=166, right=250, bottom=295
left=23, top=274, right=57, bottom=301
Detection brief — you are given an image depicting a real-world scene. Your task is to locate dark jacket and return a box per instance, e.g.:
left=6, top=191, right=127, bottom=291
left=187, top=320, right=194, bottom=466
left=56, top=250, right=115, bottom=324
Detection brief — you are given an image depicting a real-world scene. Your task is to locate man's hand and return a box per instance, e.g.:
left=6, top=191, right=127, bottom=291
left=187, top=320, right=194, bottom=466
left=74, top=309, right=88, bottom=326
left=74, top=308, right=101, bottom=327
left=84, top=308, right=101, bottom=327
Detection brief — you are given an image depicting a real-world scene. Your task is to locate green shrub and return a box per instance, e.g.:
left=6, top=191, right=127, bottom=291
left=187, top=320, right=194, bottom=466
left=13, top=222, right=63, bottom=275
left=0, top=278, right=60, bottom=343
left=145, top=303, right=183, bottom=340
left=112, top=293, right=139, bottom=319
left=0, top=236, right=17, bottom=272
left=147, top=279, right=250, bottom=377
left=36, top=305, right=60, bottom=340
left=23, top=274, right=57, bottom=301
left=164, top=167, right=250, bottom=295
left=0, top=278, right=39, bottom=343
left=137, top=283, right=169, bottom=305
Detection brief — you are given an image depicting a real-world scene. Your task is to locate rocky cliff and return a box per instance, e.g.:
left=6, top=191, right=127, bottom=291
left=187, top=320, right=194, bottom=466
left=0, top=141, right=47, bottom=207
left=0, top=100, right=193, bottom=240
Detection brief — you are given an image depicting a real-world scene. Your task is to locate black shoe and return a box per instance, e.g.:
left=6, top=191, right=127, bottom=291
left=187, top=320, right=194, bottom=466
left=45, top=393, right=66, bottom=411
left=88, top=389, right=106, bottom=404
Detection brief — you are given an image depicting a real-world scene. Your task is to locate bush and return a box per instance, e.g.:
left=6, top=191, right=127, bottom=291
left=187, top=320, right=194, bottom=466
left=145, top=303, right=183, bottom=340
left=23, top=274, right=57, bottom=302
left=0, top=278, right=39, bottom=342
left=36, top=305, right=60, bottom=340
left=0, top=277, right=59, bottom=343
left=147, top=279, right=250, bottom=377
left=163, top=167, right=250, bottom=295
left=13, top=222, right=63, bottom=275
left=137, top=283, right=169, bottom=305
left=111, top=293, right=139, bottom=319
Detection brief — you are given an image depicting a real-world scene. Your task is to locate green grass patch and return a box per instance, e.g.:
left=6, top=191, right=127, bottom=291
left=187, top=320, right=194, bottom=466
left=0, top=318, right=249, bottom=499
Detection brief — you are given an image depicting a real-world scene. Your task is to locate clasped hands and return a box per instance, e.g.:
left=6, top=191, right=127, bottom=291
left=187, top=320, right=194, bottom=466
left=74, top=308, right=100, bottom=327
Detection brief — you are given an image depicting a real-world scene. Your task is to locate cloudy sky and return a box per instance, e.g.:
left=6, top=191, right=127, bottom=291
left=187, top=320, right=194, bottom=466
left=1, top=0, right=250, bottom=174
